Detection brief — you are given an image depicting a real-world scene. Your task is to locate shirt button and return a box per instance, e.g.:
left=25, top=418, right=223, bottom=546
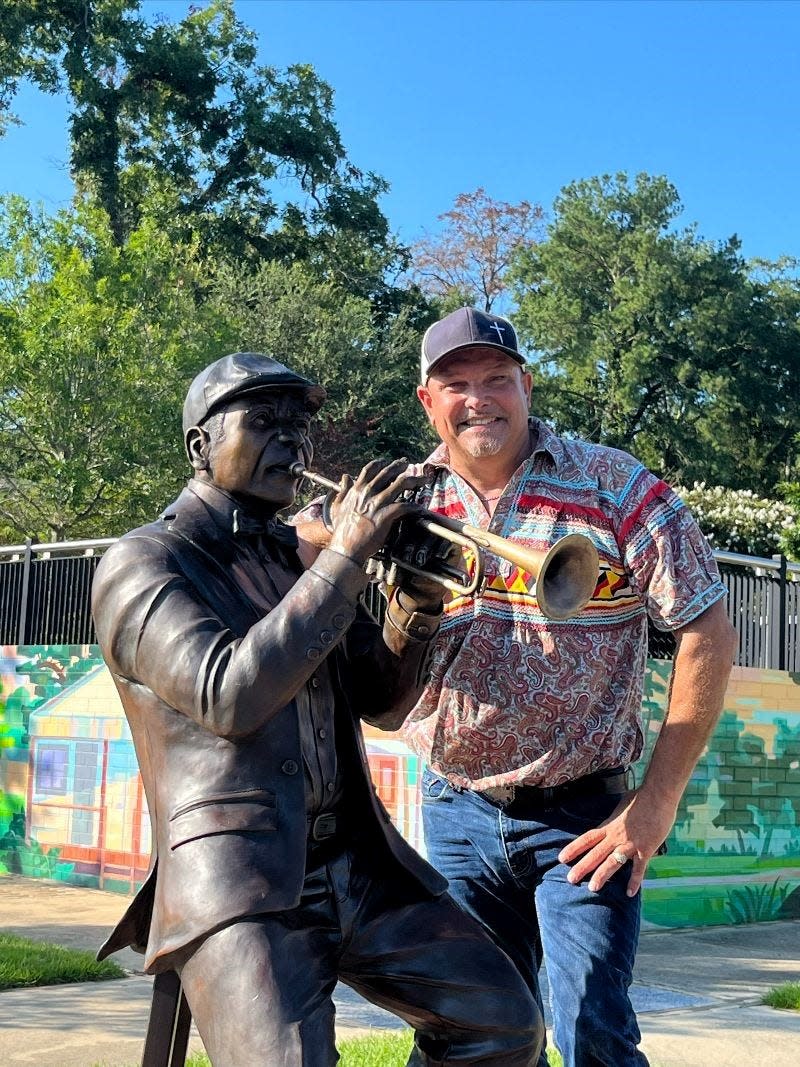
left=307, top=647, right=320, bottom=660
left=332, top=614, right=346, bottom=628
left=281, top=760, right=299, bottom=775
left=320, top=630, right=332, bottom=644
left=318, top=728, right=327, bottom=739
left=326, top=782, right=335, bottom=793
left=416, top=624, right=430, bottom=636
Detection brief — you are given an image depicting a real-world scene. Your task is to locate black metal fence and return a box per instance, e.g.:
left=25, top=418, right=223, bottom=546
left=1, top=537, right=798, bottom=670
left=0, top=539, right=115, bottom=646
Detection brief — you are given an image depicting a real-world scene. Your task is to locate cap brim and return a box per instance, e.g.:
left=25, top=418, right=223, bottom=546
left=203, top=380, right=327, bottom=422
left=422, top=342, right=525, bottom=381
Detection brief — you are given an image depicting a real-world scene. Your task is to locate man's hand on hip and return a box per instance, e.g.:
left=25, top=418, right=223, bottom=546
left=558, top=789, right=676, bottom=896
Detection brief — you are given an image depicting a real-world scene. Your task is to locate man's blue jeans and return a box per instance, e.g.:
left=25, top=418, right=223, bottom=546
left=421, top=768, right=648, bottom=1067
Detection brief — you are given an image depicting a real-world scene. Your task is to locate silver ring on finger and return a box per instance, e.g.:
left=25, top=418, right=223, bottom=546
left=611, top=849, right=628, bottom=866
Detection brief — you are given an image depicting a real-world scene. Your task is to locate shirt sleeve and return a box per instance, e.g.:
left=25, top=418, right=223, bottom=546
left=615, top=467, right=727, bottom=632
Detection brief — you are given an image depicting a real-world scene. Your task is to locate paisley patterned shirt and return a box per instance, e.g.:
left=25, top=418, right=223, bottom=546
left=401, top=418, right=726, bottom=789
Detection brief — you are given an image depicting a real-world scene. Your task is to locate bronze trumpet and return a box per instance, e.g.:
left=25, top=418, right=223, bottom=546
left=290, top=464, right=599, bottom=620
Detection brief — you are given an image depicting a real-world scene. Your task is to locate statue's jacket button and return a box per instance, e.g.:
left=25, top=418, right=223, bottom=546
left=281, top=759, right=299, bottom=775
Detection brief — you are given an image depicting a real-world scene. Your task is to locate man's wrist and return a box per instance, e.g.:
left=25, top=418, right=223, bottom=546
left=385, top=589, right=442, bottom=642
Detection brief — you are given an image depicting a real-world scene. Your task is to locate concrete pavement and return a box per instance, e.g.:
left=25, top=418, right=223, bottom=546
left=1, top=874, right=799, bottom=1065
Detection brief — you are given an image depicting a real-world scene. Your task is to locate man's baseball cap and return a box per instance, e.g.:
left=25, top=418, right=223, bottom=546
left=182, top=352, right=326, bottom=435
left=420, top=307, right=524, bottom=382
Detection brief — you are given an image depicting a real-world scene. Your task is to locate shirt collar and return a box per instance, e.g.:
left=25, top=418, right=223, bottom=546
left=185, top=478, right=299, bottom=549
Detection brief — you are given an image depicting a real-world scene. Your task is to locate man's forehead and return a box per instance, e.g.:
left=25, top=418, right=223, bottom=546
left=431, top=348, right=520, bottom=378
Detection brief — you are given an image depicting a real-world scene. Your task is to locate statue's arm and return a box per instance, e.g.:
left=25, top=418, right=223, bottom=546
left=92, top=534, right=370, bottom=738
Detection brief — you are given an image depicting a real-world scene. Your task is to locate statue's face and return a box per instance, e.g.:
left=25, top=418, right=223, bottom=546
left=201, top=392, right=313, bottom=509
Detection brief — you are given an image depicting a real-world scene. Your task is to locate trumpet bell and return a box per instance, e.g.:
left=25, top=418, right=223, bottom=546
left=535, top=534, right=599, bottom=620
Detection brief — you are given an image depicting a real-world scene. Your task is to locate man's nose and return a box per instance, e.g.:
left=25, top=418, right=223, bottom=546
left=465, top=387, right=491, bottom=409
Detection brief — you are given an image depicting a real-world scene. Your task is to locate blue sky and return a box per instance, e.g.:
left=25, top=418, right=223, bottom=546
left=2, top=0, right=799, bottom=261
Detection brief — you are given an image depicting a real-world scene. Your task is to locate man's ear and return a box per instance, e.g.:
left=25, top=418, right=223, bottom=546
left=416, top=383, right=435, bottom=426
left=186, top=425, right=211, bottom=471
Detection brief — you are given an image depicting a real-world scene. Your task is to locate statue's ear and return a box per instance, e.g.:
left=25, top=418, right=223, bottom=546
left=186, top=425, right=211, bottom=471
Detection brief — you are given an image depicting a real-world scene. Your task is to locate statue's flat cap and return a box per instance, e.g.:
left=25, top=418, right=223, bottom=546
left=182, top=352, right=326, bottom=435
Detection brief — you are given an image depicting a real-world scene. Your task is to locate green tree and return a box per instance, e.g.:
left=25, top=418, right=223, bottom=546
left=207, top=260, right=432, bottom=476
left=510, top=173, right=800, bottom=493
left=0, top=0, right=401, bottom=292
left=0, top=194, right=228, bottom=539
left=778, top=456, right=800, bottom=559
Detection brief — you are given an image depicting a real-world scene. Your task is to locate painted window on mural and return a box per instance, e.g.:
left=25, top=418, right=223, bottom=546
left=33, top=742, right=69, bottom=797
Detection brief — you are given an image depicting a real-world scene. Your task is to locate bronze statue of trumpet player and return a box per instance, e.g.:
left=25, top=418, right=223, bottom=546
left=92, top=351, right=544, bottom=1067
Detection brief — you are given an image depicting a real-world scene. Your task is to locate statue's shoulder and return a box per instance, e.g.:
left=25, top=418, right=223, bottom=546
left=98, top=489, right=201, bottom=577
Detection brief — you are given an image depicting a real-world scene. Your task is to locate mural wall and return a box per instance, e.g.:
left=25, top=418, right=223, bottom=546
left=1, top=644, right=799, bottom=928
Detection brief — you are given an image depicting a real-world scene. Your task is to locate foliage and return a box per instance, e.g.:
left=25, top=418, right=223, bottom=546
left=724, top=877, right=789, bottom=924
left=207, top=260, right=433, bottom=476
left=0, top=0, right=401, bottom=290
left=777, top=476, right=800, bottom=560
left=411, top=188, right=544, bottom=313
left=0, top=932, right=125, bottom=990
left=0, top=190, right=433, bottom=538
left=762, top=982, right=800, bottom=1011
left=0, top=194, right=229, bottom=539
left=510, top=172, right=800, bottom=494
left=673, top=483, right=799, bottom=558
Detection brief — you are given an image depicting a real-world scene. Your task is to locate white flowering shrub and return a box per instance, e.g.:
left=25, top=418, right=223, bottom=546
left=778, top=482, right=800, bottom=560
left=673, top=483, right=800, bottom=560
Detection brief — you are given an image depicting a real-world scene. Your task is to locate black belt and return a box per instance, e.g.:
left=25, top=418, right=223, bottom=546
left=308, top=811, right=338, bottom=842
left=304, top=811, right=345, bottom=868
left=479, top=768, right=629, bottom=817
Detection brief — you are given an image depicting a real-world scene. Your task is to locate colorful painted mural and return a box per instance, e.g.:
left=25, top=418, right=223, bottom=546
left=2, top=645, right=799, bottom=929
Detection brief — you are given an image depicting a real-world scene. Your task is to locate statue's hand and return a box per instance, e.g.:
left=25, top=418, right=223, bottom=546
left=327, top=459, right=428, bottom=566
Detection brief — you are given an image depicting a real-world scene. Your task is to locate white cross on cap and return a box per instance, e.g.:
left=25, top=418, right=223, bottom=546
left=489, top=321, right=506, bottom=341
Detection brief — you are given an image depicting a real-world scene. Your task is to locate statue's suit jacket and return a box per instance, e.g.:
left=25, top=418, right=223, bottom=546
left=92, top=484, right=446, bottom=974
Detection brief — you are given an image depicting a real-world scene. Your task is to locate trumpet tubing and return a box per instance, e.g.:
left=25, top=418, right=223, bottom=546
left=290, top=464, right=599, bottom=619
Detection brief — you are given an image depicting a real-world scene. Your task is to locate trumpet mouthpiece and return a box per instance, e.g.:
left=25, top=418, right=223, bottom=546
left=288, top=462, right=306, bottom=478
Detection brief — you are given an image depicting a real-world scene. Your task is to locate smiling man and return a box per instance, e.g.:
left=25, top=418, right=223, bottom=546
left=91, top=351, right=542, bottom=1067
left=400, top=307, right=737, bottom=1067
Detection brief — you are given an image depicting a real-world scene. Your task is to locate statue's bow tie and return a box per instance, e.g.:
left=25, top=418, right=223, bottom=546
left=232, top=509, right=298, bottom=549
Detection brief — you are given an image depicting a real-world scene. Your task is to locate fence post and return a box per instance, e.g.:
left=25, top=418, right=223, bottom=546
left=16, top=538, right=34, bottom=645
left=772, top=554, right=788, bottom=672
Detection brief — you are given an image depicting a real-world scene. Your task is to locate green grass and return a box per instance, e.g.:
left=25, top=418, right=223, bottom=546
left=0, top=932, right=126, bottom=990
left=762, top=981, right=800, bottom=1011
left=338, top=1032, right=413, bottom=1066
left=183, top=1032, right=564, bottom=1065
